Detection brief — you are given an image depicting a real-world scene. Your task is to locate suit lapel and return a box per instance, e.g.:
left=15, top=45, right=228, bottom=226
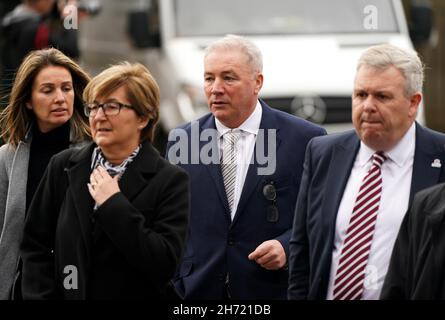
left=200, top=116, right=233, bottom=219
left=322, top=133, right=360, bottom=240
left=206, top=163, right=232, bottom=217
left=232, top=102, right=281, bottom=226
left=66, top=144, right=95, bottom=261
left=410, top=123, right=445, bottom=205
left=118, top=141, right=158, bottom=202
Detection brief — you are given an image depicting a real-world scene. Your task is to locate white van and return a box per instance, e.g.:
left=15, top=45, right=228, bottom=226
left=79, top=0, right=426, bottom=138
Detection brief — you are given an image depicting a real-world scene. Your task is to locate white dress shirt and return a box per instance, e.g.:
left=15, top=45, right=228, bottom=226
left=326, top=123, right=416, bottom=300
left=215, top=101, right=262, bottom=220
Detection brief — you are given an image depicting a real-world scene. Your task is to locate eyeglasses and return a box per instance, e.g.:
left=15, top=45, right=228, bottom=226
left=84, top=102, right=134, bottom=117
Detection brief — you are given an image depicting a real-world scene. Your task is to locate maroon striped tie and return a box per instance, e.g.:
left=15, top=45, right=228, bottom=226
left=332, top=152, right=387, bottom=300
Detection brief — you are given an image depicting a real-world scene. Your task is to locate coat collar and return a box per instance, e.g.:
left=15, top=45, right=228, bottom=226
left=67, top=140, right=160, bottom=174
left=425, top=190, right=445, bottom=228
left=317, top=131, right=360, bottom=295
left=66, top=143, right=95, bottom=260
left=322, top=131, right=360, bottom=239
left=65, top=140, right=160, bottom=260
left=410, top=122, right=445, bottom=205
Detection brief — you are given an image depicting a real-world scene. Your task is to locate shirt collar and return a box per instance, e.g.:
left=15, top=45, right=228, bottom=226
left=215, top=100, right=262, bottom=137
left=357, top=122, right=416, bottom=168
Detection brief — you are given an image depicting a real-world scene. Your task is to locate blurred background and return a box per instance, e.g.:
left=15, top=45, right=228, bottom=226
left=1, top=0, right=444, bottom=151
left=403, top=0, right=445, bottom=134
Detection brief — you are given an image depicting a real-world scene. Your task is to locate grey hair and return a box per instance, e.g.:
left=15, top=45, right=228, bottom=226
left=357, top=44, right=424, bottom=96
left=204, top=34, right=263, bottom=74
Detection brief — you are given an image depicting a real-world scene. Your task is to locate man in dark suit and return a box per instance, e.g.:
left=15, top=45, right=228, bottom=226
left=166, top=34, right=326, bottom=299
left=288, top=44, right=445, bottom=300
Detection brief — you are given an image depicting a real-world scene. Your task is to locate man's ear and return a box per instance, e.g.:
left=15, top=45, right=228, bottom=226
left=254, top=72, right=263, bottom=95
left=408, top=92, right=422, bottom=118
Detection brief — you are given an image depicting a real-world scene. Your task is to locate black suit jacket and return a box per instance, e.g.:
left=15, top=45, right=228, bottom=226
left=381, top=182, right=445, bottom=299
left=288, top=123, right=445, bottom=300
left=20, top=140, right=189, bottom=299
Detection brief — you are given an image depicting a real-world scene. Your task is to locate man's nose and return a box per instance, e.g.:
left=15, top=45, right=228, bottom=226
left=211, top=78, right=224, bottom=94
left=363, top=96, right=377, bottom=112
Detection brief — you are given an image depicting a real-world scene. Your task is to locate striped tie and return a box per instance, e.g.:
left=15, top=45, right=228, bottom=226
left=221, top=130, right=240, bottom=215
left=332, top=152, right=387, bottom=300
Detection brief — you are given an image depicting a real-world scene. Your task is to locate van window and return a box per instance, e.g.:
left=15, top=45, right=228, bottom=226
left=174, top=0, right=398, bottom=36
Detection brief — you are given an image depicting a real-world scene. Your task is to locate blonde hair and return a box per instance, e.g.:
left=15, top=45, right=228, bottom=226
left=83, top=62, right=160, bottom=142
left=0, top=48, right=91, bottom=147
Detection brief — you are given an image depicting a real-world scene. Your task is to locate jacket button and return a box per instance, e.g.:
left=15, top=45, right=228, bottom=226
left=228, top=238, right=235, bottom=246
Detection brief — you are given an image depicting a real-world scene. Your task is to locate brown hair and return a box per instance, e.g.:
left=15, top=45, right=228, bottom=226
left=0, top=47, right=91, bottom=147
left=83, top=62, right=160, bottom=142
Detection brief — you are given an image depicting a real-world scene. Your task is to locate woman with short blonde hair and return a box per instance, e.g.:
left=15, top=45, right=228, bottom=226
left=21, top=62, right=189, bottom=299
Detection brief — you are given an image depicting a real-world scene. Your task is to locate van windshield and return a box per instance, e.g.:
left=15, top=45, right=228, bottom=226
left=174, top=0, right=399, bottom=36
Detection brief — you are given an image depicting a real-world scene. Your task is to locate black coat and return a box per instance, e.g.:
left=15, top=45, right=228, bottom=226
left=381, top=182, right=445, bottom=300
left=20, top=141, right=189, bottom=299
